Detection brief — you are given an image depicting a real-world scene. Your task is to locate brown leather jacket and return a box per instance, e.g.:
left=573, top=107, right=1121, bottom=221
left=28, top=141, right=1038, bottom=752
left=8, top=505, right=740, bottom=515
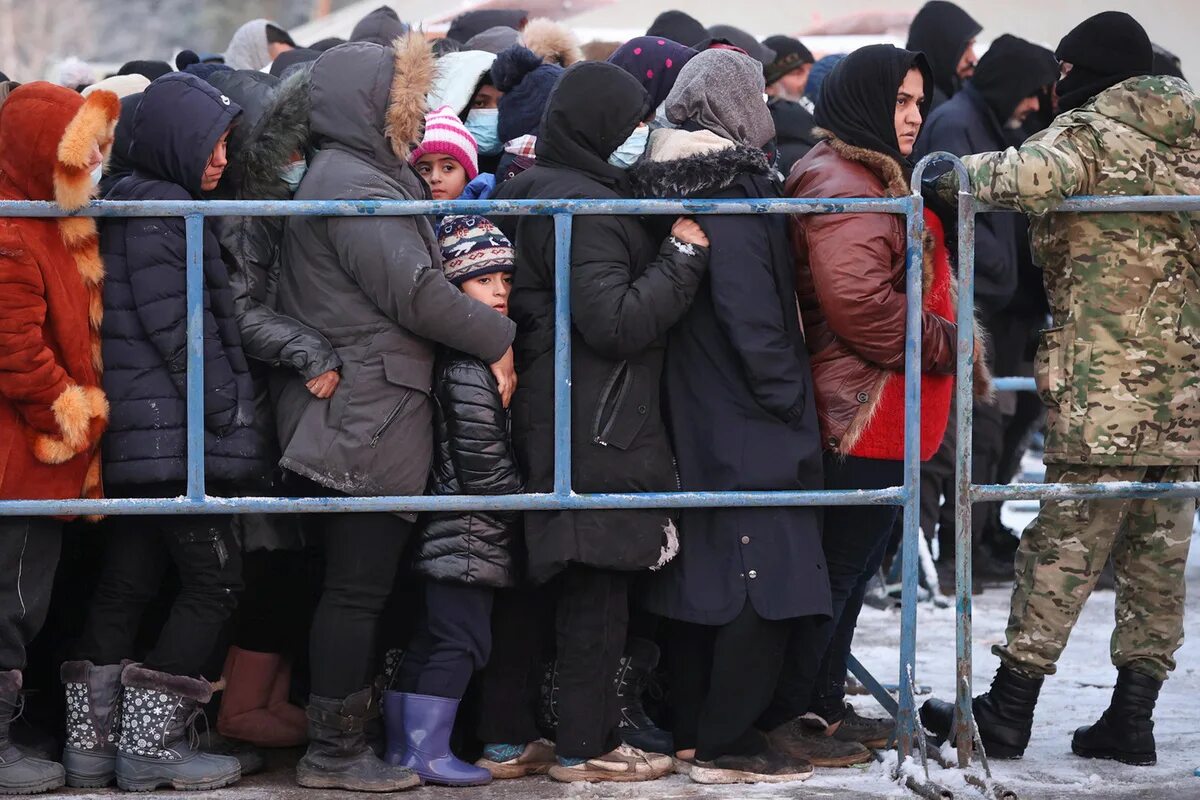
left=786, top=137, right=960, bottom=454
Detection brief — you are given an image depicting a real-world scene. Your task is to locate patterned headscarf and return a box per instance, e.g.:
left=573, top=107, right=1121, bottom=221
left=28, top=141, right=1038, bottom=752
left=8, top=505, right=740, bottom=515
left=608, top=37, right=699, bottom=111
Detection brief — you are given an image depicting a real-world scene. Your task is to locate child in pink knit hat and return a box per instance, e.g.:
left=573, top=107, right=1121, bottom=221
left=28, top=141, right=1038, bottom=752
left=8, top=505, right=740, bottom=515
left=411, top=105, right=480, bottom=200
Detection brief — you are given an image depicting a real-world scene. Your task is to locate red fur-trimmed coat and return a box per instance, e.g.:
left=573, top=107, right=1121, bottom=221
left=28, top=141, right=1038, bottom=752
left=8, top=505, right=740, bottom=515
left=788, top=136, right=993, bottom=461
left=0, top=83, right=120, bottom=505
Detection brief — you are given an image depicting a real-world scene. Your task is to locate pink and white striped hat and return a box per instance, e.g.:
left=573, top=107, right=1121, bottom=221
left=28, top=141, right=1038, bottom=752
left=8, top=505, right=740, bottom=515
left=409, top=105, right=479, bottom=180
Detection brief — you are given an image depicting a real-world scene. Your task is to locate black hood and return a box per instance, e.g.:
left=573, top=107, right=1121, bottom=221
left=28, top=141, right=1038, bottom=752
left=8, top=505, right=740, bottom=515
left=447, top=9, right=528, bottom=44
left=905, top=1, right=981, bottom=99
left=647, top=10, right=707, bottom=48
left=129, top=72, right=242, bottom=197
left=101, top=92, right=143, bottom=197
left=970, top=34, right=1058, bottom=123
left=350, top=6, right=409, bottom=46
left=535, top=61, right=649, bottom=189
left=206, top=68, right=312, bottom=199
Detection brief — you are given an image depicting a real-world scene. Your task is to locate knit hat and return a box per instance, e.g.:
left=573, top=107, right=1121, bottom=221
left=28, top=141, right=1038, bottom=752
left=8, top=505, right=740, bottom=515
left=762, top=35, right=814, bottom=85
left=1055, top=11, right=1153, bottom=111
left=492, top=45, right=564, bottom=143
left=409, top=106, right=479, bottom=180
left=437, top=215, right=514, bottom=284
left=118, top=59, right=173, bottom=82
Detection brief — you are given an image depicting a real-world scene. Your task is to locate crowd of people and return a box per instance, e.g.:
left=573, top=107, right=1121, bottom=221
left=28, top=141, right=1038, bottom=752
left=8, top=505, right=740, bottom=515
left=0, top=2, right=1197, bottom=795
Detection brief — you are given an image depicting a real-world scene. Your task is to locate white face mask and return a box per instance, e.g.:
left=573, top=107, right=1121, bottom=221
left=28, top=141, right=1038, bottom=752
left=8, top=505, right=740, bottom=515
left=607, top=125, right=650, bottom=169
left=280, top=160, right=307, bottom=192
left=90, top=164, right=104, bottom=185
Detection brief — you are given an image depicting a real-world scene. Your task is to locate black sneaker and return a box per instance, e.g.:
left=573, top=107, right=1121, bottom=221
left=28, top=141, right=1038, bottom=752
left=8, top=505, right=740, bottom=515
left=804, top=705, right=894, bottom=749
left=690, top=747, right=814, bottom=784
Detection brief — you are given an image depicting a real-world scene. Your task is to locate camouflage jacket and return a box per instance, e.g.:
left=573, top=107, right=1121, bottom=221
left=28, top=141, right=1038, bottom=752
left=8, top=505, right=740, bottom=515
left=961, top=76, right=1200, bottom=466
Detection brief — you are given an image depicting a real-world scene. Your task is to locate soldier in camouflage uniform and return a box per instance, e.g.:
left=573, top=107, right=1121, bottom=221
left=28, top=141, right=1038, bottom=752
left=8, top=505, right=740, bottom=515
left=922, top=12, right=1200, bottom=766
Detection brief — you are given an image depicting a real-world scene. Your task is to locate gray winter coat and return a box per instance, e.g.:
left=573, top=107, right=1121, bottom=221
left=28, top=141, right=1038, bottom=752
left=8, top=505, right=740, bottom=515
left=273, top=36, right=516, bottom=512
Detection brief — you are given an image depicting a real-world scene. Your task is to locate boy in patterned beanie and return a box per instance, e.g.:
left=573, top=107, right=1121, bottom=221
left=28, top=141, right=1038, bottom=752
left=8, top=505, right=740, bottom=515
left=387, top=213, right=525, bottom=786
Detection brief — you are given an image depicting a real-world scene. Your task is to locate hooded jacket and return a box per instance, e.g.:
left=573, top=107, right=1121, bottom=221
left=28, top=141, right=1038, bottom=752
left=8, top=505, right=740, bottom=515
left=495, top=62, right=709, bottom=582
left=447, top=9, right=528, bottom=45
left=225, top=19, right=277, bottom=71
left=101, top=73, right=264, bottom=487
left=350, top=6, right=409, bottom=46
left=428, top=50, right=497, bottom=119
left=413, top=349, right=523, bottom=587
left=914, top=36, right=1057, bottom=314
left=274, top=36, right=515, bottom=504
left=958, top=75, right=1200, bottom=466
left=631, top=126, right=828, bottom=625
left=0, top=83, right=118, bottom=504
left=905, top=1, right=981, bottom=109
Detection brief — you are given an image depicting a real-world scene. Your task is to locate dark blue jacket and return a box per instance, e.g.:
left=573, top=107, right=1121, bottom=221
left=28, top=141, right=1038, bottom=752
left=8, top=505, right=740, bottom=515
left=913, top=85, right=1019, bottom=315
left=100, top=73, right=266, bottom=486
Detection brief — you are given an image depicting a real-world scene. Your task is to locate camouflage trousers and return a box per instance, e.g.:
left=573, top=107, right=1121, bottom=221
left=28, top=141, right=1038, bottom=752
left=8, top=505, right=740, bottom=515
left=994, top=463, right=1197, bottom=682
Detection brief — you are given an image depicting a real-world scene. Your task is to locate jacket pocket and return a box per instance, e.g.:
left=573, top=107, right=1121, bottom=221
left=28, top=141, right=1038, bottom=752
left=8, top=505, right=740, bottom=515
left=371, top=354, right=432, bottom=449
left=591, top=361, right=652, bottom=450
left=1034, top=325, right=1069, bottom=410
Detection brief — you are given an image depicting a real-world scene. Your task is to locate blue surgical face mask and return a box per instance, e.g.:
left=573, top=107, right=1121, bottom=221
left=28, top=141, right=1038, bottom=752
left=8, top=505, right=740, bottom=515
left=280, top=160, right=307, bottom=192
left=607, top=125, right=649, bottom=169
left=465, top=108, right=502, bottom=156
left=90, top=164, right=104, bottom=185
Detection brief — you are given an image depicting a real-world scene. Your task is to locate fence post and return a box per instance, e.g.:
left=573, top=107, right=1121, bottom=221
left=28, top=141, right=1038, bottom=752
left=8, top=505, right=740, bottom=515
left=553, top=214, right=573, bottom=497
left=897, top=193, right=926, bottom=760
left=951, top=159, right=978, bottom=767
left=184, top=214, right=206, bottom=502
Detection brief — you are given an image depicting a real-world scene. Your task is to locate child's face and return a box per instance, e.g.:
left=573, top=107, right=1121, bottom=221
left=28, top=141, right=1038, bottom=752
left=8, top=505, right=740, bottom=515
left=416, top=154, right=469, bottom=200
left=460, top=271, right=513, bottom=317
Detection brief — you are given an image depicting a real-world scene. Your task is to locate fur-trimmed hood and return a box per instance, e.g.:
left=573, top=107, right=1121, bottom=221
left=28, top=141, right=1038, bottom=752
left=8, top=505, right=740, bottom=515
left=522, top=18, right=583, bottom=67
left=0, top=82, right=120, bottom=209
left=309, top=33, right=433, bottom=170
left=628, top=128, right=771, bottom=199
left=209, top=68, right=312, bottom=200
left=812, top=127, right=909, bottom=196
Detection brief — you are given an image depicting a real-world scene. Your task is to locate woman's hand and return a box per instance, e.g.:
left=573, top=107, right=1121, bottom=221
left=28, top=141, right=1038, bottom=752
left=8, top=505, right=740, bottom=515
left=671, top=217, right=709, bottom=248
left=490, top=347, right=517, bottom=408
left=306, top=370, right=340, bottom=399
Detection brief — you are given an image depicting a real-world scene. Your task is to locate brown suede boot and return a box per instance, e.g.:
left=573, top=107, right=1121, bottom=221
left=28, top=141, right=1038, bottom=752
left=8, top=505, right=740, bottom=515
left=268, top=658, right=309, bottom=736
left=217, top=648, right=307, bottom=748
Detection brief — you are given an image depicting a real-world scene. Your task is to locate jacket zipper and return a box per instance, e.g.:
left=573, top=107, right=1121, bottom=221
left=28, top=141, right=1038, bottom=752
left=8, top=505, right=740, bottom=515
left=370, top=394, right=411, bottom=448
left=592, top=362, right=629, bottom=447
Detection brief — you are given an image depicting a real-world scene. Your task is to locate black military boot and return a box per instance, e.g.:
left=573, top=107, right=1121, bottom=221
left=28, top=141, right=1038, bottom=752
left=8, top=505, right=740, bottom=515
left=616, top=639, right=674, bottom=755
left=1072, top=667, right=1161, bottom=766
left=60, top=661, right=124, bottom=788
left=114, top=664, right=241, bottom=792
left=921, top=665, right=1044, bottom=759
left=296, top=687, right=421, bottom=792
left=0, top=670, right=65, bottom=795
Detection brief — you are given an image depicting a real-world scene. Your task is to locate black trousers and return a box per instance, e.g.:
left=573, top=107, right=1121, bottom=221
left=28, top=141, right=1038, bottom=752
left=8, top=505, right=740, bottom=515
left=308, top=511, right=411, bottom=699
left=75, top=514, right=242, bottom=677
left=765, top=455, right=902, bottom=727
left=234, top=548, right=311, bottom=655
left=475, top=587, right=551, bottom=746
left=398, top=581, right=493, bottom=700
left=554, top=565, right=629, bottom=759
left=667, top=600, right=793, bottom=761
left=0, top=517, right=63, bottom=672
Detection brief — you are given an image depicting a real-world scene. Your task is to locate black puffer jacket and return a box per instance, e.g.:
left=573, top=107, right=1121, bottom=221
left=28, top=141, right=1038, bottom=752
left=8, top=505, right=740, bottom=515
left=101, top=73, right=265, bottom=486
left=496, top=62, right=709, bottom=583
left=414, top=351, right=522, bottom=587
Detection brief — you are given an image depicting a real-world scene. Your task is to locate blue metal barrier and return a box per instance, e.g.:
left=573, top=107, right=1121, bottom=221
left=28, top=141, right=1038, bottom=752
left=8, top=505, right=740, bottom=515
left=3, top=153, right=1199, bottom=794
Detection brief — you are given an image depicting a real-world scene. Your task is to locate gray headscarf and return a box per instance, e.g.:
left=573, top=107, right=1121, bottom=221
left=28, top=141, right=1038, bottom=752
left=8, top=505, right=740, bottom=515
left=665, top=49, right=775, bottom=149
left=225, top=19, right=273, bottom=71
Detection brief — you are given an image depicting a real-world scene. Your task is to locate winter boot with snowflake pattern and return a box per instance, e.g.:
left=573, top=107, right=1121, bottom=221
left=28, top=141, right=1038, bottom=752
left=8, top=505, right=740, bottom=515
left=114, top=664, right=241, bottom=792
left=61, top=661, right=125, bottom=788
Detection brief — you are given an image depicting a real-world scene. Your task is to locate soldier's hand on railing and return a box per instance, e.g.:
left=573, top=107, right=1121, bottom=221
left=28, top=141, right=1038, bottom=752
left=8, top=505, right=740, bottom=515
left=490, top=347, right=517, bottom=408
left=306, top=370, right=341, bottom=399
left=671, top=217, right=709, bottom=248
